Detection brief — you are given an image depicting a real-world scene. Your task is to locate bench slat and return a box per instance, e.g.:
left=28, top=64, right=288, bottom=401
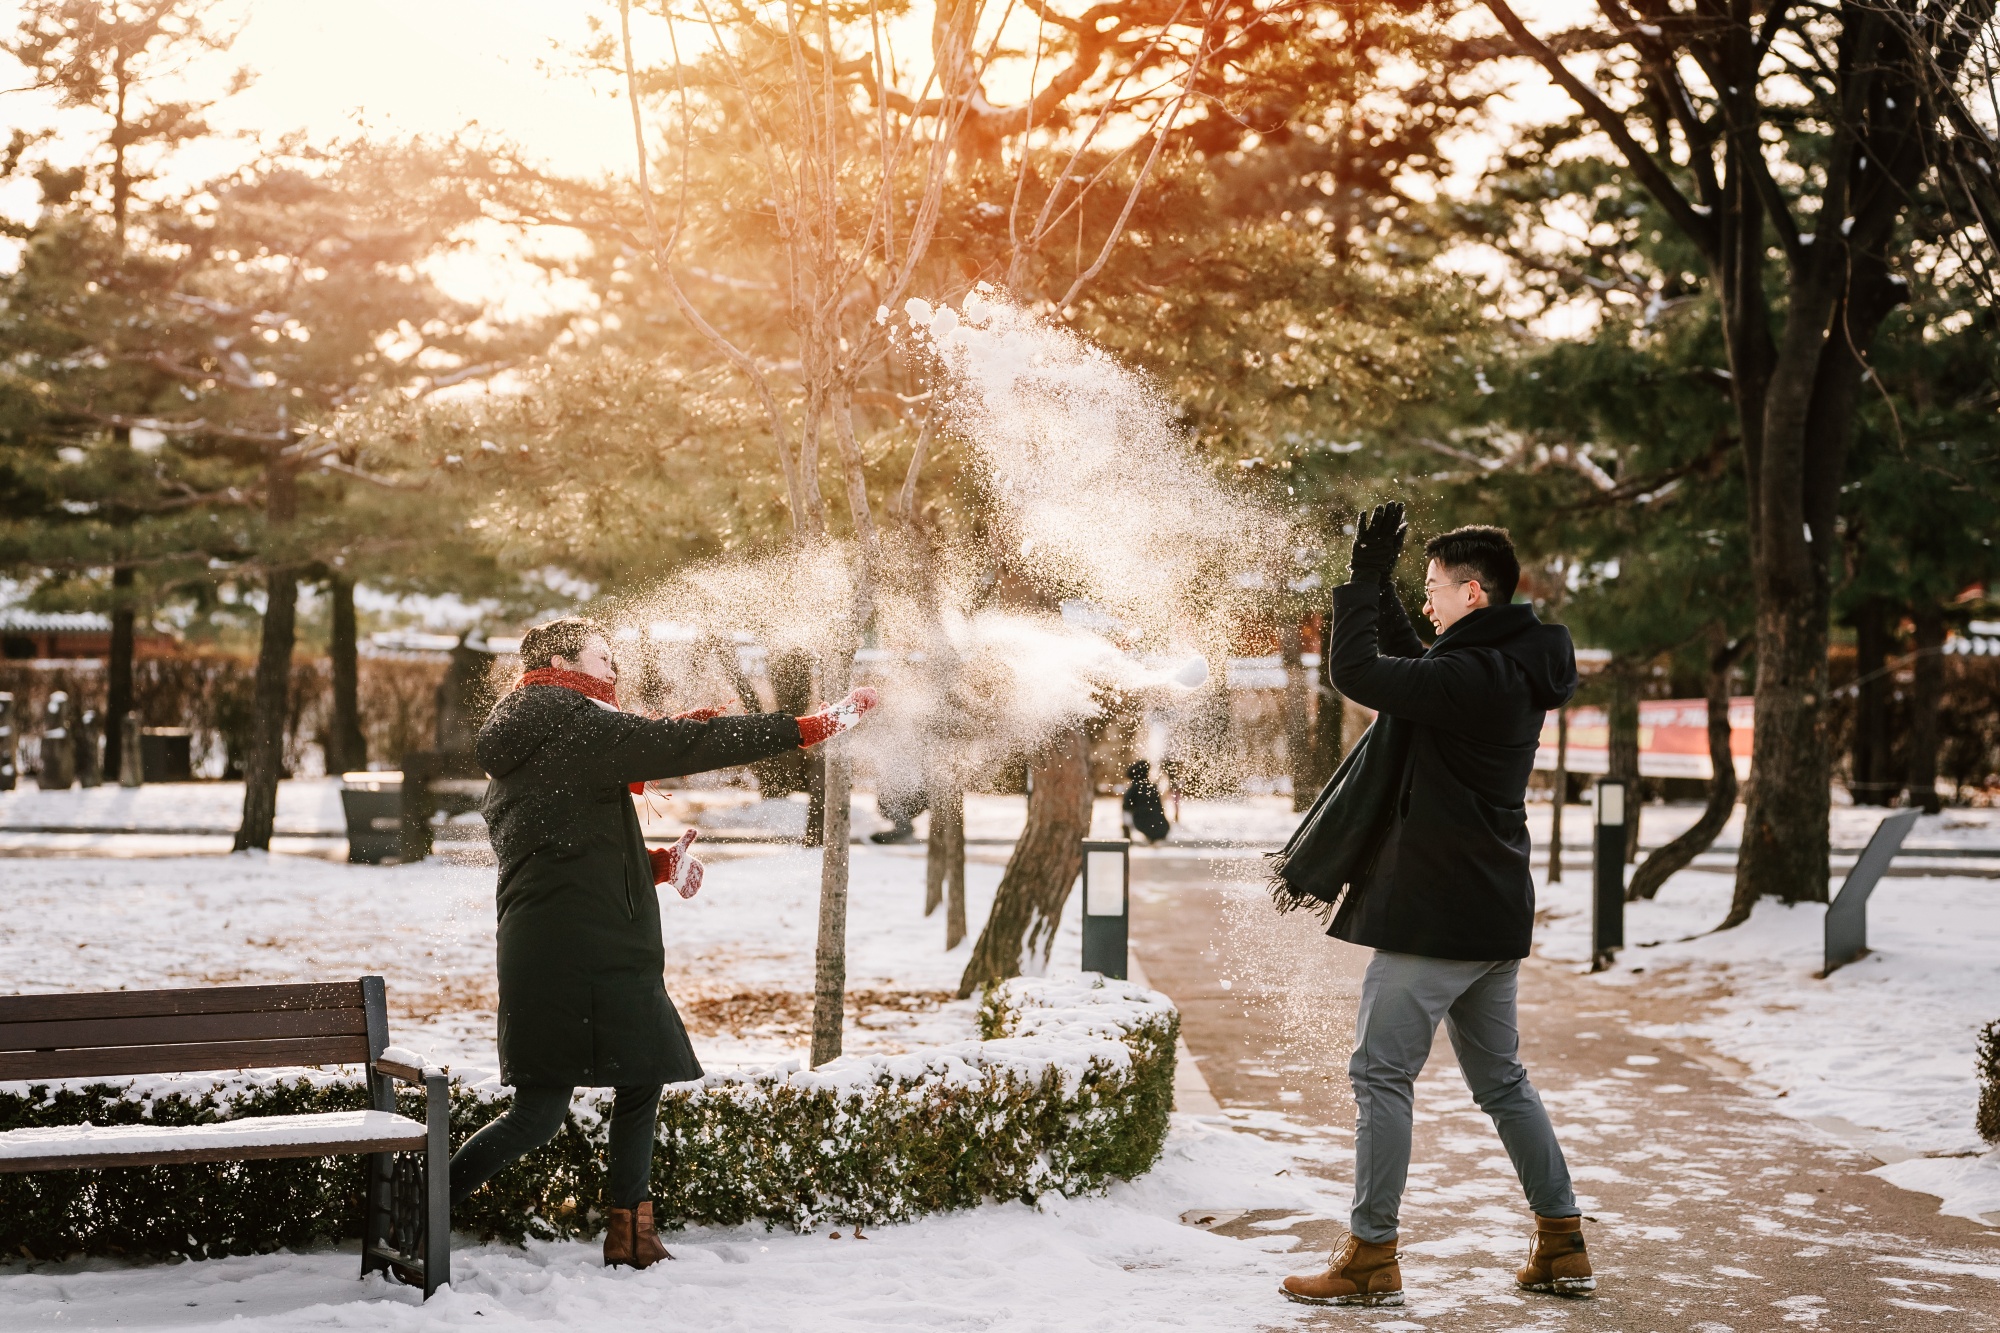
left=0, top=1035, right=371, bottom=1082
left=0, top=1007, right=370, bottom=1054
left=0, top=1110, right=426, bottom=1174
left=0, top=983, right=364, bottom=1026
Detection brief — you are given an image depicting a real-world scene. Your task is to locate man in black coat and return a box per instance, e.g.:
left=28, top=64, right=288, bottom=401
left=451, top=617, right=875, bottom=1268
left=1283, top=508, right=1593, bottom=1309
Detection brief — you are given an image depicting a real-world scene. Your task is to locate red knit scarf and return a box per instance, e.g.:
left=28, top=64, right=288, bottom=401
left=516, top=666, right=619, bottom=708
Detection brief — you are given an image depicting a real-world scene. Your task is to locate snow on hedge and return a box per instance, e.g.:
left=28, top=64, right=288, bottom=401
left=0, top=975, right=1179, bottom=1259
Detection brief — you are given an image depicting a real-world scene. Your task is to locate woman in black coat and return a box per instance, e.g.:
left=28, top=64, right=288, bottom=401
left=450, top=617, right=875, bottom=1266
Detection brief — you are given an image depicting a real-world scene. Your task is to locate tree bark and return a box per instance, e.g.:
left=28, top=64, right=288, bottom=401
left=327, top=573, right=366, bottom=774
left=235, top=566, right=298, bottom=851
left=810, top=644, right=857, bottom=1067
left=1607, top=669, right=1642, bottom=863
left=958, top=727, right=1092, bottom=997
left=1637, top=631, right=1746, bottom=904
left=1908, top=604, right=1945, bottom=815
left=1281, top=622, right=1314, bottom=813
left=105, top=566, right=135, bottom=783
left=1850, top=598, right=1895, bottom=805
left=927, top=785, right=968, bottom=947
left=1548, top=706, right=1568, bottom=884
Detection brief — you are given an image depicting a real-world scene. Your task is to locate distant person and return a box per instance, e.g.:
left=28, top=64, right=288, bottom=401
left=870, top=774, right=928, bottom=844
left=457, top=617, right=877, bottom=1268
left=1122, top=759, right=1171, bottom=843
left=1272, top=508, right=1589, bottom=1308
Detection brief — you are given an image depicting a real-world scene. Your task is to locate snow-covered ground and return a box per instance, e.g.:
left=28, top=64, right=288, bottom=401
left=0, top=825, right=1362, bottom=1330
left=0, top=844, right=1045, bottom=1074
left=1537, top=865, right=2000, bottom=1226
left=0, top=1110, right=1347, bottom=1332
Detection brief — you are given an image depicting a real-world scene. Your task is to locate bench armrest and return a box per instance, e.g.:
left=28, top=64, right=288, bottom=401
left=373, top=1046, right=442, bottom=1086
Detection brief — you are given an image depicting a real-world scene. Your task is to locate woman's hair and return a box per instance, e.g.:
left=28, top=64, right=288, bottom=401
left=518, top=617, right=607, bottom=672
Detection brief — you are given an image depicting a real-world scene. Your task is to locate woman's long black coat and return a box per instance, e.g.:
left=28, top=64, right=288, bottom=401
left=476, top=686, right=802, bottom=1088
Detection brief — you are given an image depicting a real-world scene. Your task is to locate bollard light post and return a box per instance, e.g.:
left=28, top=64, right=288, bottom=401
left=1080, top=838, right=1131, bottom=980
left=1591, top=779, right=1627, bottom=972
left=0, top=692, right=14, bottom=791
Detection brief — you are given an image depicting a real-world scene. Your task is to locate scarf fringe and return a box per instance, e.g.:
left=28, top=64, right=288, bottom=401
left=1264, top=853, right=1341, bottom=925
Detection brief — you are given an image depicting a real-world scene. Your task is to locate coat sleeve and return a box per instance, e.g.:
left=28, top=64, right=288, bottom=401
left=1327, top=583, right=1502, bottom=729
left=1376, top=577, right=1429, bottom=659
left=574, top=708, right=804, bottom=785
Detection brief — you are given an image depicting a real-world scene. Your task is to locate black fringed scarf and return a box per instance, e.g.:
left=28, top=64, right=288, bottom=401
left=1266, top=709, right=1414, bottom=926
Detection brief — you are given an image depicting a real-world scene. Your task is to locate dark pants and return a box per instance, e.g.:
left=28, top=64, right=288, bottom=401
left=448, top=1084, right=663, bottom=1210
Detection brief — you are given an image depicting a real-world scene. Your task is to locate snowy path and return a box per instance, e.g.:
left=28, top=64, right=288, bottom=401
left=1129, top=856, right=2000, bottom=1329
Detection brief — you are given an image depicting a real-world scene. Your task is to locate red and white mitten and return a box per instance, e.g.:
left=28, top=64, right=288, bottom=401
left=648, top=828, right=705, bottom=899
left=796, top=687, right=880, bottom=748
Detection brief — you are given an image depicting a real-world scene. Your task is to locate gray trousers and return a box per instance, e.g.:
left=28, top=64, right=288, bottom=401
left=1348, top=951, right=1577, bottom=1243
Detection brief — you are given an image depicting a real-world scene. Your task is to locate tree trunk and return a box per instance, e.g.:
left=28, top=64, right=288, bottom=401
left=1731, top=263, right=1897, bottom=909
left=1548, top=706, right=1568, bottom=884
left=235, top=567, right=298, bottom=851
left=1607, top=670, right=1642, bottom=863
left=1908, top=604, right=1945, bottom=815
left=327, top=573, right=366, bottom=774
left=1850, top=598, right=1895, bottom=805
left=1281, top=622, right=1314, bottom=813
left=927, top=785, right=968, bottom=947
left=958, top=727, right=1092, bottom=997
left=105, top=566, right=135, bottom=783
left=1638, top=631, right=1745, bottom=904
left=809, top=643, right=857, bottom=1067
left=1735, top=591, right=1832, bottom=905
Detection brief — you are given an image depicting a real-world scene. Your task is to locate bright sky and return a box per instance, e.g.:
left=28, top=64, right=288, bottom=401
left=1, top=0, right=1595, bottom=322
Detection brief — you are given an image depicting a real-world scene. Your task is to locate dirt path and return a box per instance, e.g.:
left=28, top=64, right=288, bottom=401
left=1128, top=851, right=2000, bottom=1331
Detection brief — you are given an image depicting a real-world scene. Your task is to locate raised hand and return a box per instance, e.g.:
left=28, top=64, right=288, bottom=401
left=796, top=687, right=880, bottom=748
left=1349, top=501, right=1407, bottom=583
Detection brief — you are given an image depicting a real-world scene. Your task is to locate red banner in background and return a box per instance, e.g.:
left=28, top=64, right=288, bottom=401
left=1537, top=698, right=1753, bottom=780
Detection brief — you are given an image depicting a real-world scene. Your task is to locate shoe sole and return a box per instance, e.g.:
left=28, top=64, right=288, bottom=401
left=1519, top=1277, right=1596, bottom=1297
left=1279, top=1286, right=1405, bottom=1307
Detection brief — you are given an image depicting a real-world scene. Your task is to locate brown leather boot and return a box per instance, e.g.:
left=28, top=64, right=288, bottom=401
left=1281, top=1234, right=1403, bottom=1307
left=1516, top=1214, right=1593, bottom=1295
left=603, top=1201, right=673, bottom=1269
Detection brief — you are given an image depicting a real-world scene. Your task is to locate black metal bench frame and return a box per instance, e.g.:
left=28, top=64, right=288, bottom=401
left=0, top=975, right=450, bottom=1297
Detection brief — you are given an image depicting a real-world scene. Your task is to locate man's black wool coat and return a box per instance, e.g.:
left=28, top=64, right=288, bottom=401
left=477, top=687, right=802, bottom=1088
left=1323, top=579, right=1577, bottom=961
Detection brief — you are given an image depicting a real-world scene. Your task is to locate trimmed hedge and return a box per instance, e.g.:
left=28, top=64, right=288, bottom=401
left=0, top=976, right=1176, bottom=1259
left=1979, top=1018, right=2000, bottom=1145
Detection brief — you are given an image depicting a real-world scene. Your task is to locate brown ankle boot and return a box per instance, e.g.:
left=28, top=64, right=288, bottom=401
left=1516, top=1214, right=1593, bottom=1295
left=603, top=1201, right=673, bottom=1269
left=1281, top=1234, right=1403, bottom=1307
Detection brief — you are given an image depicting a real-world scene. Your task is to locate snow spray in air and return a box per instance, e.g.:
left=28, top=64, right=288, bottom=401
left=605, top=292, right=1289, bottom=796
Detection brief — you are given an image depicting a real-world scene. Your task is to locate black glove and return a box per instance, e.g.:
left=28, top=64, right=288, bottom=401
left=1348, top=501, right=1407, bottom=583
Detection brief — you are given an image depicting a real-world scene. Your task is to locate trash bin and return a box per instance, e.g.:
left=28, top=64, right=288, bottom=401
left=342, top=771, right=405, bottom=865
left=140, top=728, right=194, bottom=782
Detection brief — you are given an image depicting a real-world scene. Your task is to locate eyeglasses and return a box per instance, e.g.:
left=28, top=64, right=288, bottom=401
left=1423, top=579, right=1469, bottom=599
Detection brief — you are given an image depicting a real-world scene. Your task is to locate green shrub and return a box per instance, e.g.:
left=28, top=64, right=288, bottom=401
left=1979, top=1018, right=2000, bottom=1145
left=0, top=976, right=1176, bottom=1258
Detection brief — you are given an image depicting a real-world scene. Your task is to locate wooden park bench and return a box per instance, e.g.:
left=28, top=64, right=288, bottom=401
left=0, top=976, right=450, bottom=1297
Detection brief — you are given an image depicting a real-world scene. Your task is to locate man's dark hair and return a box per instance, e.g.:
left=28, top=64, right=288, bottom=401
left=1424, top=526, right=1520, bottom=606
left=518, top=617, right=607, bottom=672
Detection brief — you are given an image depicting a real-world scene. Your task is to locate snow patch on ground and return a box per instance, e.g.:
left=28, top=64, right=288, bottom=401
left=0, top=845, right=1065, bottom=1080
left=0, top=1112, right=1340, bottom=1332
left=1537, top=864, right=2000, bottom=1222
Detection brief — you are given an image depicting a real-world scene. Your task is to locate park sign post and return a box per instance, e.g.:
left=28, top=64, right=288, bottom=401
left=1592, top=779, right=1627, bottom=972
left=1081, top=839, right=1131, bottom=981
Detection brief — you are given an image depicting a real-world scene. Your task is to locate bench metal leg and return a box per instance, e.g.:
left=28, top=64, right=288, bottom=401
left=360, top=1151, right=395, bottom=1283
left=423, top=1071, right=452, bottom=1297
